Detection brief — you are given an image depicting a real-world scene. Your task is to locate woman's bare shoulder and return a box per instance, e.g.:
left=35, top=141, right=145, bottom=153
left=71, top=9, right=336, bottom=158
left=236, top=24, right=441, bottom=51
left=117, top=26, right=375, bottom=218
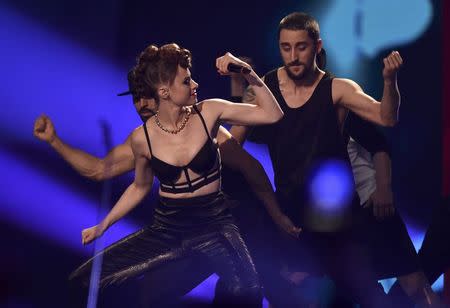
left=129, top=124, right=149, bottom=154
left=195, top=99, right=232, bottom=113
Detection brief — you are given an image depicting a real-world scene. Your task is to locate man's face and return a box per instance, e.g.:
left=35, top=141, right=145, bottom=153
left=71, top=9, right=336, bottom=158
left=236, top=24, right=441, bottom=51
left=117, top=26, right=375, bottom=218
left=279, top=29, right=321, bottom=80
left=134, top=98, right=157, bottom=121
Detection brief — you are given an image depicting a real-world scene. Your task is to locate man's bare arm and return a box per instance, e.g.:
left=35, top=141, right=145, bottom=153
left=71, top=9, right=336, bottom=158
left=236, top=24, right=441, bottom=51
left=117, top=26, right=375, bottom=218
left=33, top=115, right=135, bottom=181
left=369, top=151, right=395, bottom=218
left=334, top=51, right=402, bottom=127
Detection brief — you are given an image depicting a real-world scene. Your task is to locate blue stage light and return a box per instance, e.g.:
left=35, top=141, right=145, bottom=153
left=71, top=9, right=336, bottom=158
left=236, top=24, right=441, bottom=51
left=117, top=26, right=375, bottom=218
left=308, top=159, right=354, bottom=213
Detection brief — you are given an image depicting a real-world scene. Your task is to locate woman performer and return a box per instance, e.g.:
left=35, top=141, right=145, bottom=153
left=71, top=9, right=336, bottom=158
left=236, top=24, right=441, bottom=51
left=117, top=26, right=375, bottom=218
left=70, top=43, right=299, bottom=307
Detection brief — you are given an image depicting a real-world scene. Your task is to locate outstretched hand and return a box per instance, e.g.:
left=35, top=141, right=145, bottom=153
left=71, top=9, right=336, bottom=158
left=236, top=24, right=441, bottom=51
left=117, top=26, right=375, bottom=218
left=81, top=224, right=106, bottom=245
left=33, top=114, right=56, bottom=144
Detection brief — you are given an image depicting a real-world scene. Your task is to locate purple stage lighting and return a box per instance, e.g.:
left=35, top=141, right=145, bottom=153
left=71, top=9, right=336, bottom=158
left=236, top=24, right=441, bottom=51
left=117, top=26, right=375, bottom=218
left=308, top=159, right=354, bottom=213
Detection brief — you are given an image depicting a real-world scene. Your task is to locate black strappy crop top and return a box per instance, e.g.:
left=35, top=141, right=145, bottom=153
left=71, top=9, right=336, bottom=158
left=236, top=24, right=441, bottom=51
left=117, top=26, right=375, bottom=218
left=142, top=104, right=221, bottom=194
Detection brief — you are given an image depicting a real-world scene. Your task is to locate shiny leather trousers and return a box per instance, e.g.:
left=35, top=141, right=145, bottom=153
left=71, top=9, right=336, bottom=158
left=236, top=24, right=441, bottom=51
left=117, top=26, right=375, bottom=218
left=70, top=192, right=262, bottom=307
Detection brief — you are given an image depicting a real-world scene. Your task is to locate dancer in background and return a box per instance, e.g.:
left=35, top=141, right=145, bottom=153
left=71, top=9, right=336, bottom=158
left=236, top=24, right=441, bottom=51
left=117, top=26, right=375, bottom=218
left=344, top=111, right=444, bottom=307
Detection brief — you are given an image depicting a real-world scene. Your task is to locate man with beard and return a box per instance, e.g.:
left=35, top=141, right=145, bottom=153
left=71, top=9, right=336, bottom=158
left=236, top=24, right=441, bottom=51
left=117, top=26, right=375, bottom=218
left=230, top=12, right=404, bottom=307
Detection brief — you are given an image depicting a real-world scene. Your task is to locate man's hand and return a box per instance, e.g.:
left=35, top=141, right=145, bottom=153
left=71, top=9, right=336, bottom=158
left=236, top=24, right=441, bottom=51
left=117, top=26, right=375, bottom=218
left=33, top=114, right=56, bottom=144
left=365, top=186, right=395, bottom=219
left=382, top=51, right=403, bottom=81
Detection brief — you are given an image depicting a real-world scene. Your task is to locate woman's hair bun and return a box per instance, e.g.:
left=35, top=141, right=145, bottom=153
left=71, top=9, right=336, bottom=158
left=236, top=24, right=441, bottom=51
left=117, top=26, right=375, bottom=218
left=137, top=44, right=159, bottom=65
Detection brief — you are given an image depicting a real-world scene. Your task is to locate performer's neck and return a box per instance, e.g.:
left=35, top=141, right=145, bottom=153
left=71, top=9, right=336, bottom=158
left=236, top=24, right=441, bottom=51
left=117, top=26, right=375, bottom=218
left=291, top=66, right=323, bottom=88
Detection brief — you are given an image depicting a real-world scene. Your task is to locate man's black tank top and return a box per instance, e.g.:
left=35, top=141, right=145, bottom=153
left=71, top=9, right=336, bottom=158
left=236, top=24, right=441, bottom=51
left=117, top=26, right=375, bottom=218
left=250, top=69, right=353, bottom=203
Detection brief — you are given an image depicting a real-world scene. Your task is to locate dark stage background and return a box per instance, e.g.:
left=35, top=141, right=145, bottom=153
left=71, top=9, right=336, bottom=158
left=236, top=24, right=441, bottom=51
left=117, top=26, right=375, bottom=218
left=0, top=0, right=446, bottom=307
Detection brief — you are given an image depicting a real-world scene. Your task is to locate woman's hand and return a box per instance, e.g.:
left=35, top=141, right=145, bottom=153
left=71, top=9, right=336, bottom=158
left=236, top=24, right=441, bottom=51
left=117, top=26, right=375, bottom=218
left=81, top=223, right=107, bottom=245
left=216, top=52, right=252, bottom=76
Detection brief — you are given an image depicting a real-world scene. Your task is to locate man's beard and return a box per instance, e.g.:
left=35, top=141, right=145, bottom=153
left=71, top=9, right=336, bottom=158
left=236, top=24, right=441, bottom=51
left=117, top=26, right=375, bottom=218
left=139, top=108, right=156, bottom=122
left=284, top=58, right=310, bottom=81
left=285, top=65, right=307, bottom=80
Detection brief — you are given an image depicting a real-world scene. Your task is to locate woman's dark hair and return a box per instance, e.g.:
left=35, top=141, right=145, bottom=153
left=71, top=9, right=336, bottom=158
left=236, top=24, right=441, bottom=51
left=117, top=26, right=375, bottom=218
left=132, top=43, right=192, bottom=102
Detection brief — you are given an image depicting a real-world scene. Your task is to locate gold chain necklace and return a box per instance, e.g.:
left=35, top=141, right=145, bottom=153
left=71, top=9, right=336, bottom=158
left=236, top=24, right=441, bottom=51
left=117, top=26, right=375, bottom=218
left=154, top=107, right=191, bottom=134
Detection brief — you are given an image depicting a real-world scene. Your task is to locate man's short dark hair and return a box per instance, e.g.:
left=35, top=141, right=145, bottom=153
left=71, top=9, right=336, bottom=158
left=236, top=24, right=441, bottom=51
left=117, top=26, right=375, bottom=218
left=278, top=12, right=320, bottom=42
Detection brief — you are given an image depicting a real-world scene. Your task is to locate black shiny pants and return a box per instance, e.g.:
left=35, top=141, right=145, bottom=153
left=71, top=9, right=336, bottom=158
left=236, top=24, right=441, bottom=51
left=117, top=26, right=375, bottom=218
left=70, top=192, right=262, bottom=307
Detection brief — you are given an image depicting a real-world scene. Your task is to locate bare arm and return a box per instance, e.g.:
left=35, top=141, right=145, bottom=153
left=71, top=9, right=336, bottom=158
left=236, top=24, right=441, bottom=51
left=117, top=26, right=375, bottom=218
left=99, top=154, right=152, bottom=231
left=209, top=53, right=282, bottom=125
left=34, top=115, right=135, bottom=181
left=346, top=112, right=395, bottom=218
left=368, top=151, right=395, bottom=218
left=333, top=51, right=403, bottom=127
left=217, top=127, right=300, bottom=237
left=373, top=152, right=392, bottom=189
left=228, top=81, right=261, bottom=144
left=82, top=132, right=153, bottom=244
left=230, top=56, right=254, bottom=98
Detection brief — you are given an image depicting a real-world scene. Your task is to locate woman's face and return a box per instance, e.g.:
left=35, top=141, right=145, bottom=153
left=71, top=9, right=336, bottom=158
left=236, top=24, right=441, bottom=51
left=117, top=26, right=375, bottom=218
left=168, top=66, right=198, bottom=106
